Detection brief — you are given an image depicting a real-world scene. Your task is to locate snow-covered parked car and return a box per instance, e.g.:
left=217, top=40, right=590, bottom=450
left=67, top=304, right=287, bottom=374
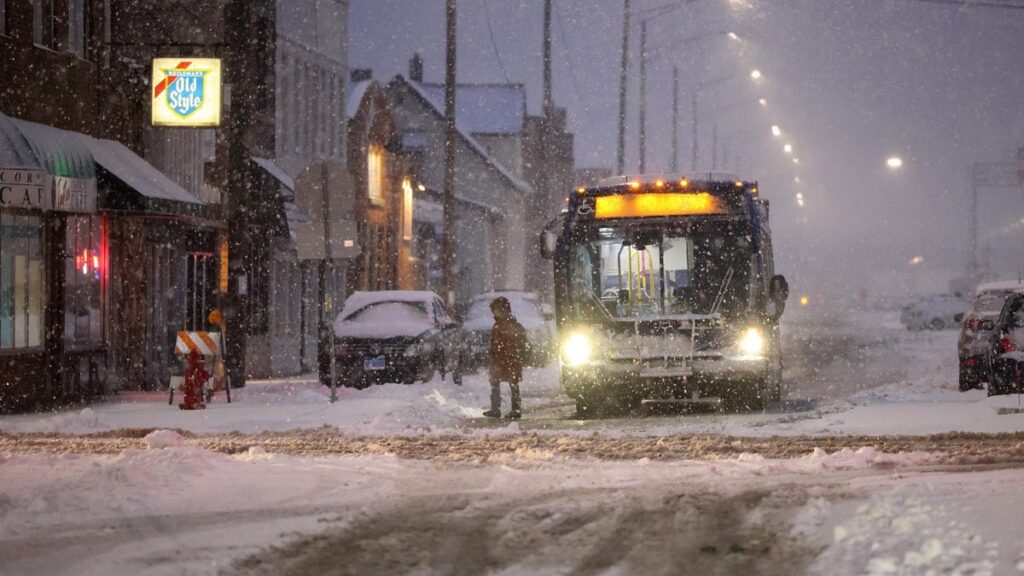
left=986, top=291, right=1024, bottom=396
left=319, top=291, right=464, bottom=389
left=462, top=291, right=555, bottom=370
left=956, top=281, right=1024, bottom=391
left=899, top=294, right=967, bottom=331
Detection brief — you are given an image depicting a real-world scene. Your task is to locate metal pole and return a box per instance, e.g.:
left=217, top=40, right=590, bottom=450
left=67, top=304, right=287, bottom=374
left=969, top=163, right=979, bottom=277
left=638, top=20, right=647, bottom=174
left=671, top=65, right=679, bottom=173
left=711, top=122, right=718, bottom=171
left=691, top=93, right=698, bottom=171
left=616, top=0, right=630, bottom=175
left=321, top=163, right=337, bottom=403
left=532, top=0, right=552, bottom=294
left=443, top=0, right=458, bottom=311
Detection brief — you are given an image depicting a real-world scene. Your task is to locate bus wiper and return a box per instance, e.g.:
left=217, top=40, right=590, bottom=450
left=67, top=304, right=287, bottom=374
left=710, top=267, right=735, bottom=317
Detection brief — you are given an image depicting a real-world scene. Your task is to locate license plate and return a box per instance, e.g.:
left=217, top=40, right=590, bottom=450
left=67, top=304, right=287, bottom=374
left=364, top=356, right=386, bottom=371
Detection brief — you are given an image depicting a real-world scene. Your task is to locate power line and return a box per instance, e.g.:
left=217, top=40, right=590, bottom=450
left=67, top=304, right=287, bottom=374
left=479, top=0, right=512, bottom=83
left=553, top=0, right=585, bottom=108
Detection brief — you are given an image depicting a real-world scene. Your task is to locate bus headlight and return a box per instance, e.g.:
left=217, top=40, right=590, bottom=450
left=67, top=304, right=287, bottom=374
left=738, top=327, right=765, bottom=357
left=561, top=332, right=593, bottom=367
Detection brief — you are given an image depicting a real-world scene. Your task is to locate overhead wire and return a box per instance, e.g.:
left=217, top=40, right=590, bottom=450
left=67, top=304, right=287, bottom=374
left=479, top=0, right=512, bottom=83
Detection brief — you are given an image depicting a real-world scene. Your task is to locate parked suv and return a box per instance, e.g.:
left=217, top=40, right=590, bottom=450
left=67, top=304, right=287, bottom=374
left=319, top=291, right=464, bottom=389
left=987, top=291, right=1024, bottom=396
left=957, top=281, right=1024, bottom=391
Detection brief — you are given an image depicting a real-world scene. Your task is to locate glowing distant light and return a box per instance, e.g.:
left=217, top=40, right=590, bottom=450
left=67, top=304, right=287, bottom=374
left=728, top=32, right=740, bottom=40
left=577, top=187, right=586, bottom=194
left=417, top=184, right=426, bottom=192
left=887, top=156, right=903, bottom=170
left=799, top=296, right=810, bottom=306
left=750, top=69, right=763, bottom=80
left=794, top=176, right=801, bottom=183
left=758, top=98, right=767, bottom=107
left=783, top=144, right=793, bottom=154
left=629, top=181, right=641, bottom=190
left=654, top=179, right=665, bottom=188
left=771, top=125, right=781, bottom=137
left=792, top=157, right=800, bottom=165
left=678, top=179, right=690, bottom=188
left=910, top=255, right=925, bottom=265
left=795, top=192, right=805, bottom=207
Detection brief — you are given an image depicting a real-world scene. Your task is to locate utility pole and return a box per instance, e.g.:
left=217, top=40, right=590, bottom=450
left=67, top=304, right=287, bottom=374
left=638, top=20, right=647, bottom=174
left=671, top=65, right=679, bottom=173
left=691, top=93, right=698, bottom=171
left=443, top=0, right=458, bottom=311
left=223, top=0, right=259, bottom=388
left=534, top=0, right=553, bottom=295
left=711, top=122, right=718, bottom=171
left=969, top=164, right=979, bottom=277
left=616, top=0, right=630, bottom=175
left=320, top=163, right=337, bottom=402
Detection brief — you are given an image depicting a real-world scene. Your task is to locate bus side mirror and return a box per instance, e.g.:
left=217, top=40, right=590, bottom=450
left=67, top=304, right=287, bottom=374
left=539, top=214, right=565, bottom=260
left=768, top=274, right=789, bottom=320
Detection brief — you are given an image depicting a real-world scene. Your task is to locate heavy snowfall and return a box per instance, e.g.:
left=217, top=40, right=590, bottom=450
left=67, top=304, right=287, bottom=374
left=5, top=0, right=1024, bottom=575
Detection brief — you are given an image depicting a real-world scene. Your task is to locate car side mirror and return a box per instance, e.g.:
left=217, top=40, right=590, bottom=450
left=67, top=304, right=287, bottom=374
left=954, top=313, right=964, bottom=323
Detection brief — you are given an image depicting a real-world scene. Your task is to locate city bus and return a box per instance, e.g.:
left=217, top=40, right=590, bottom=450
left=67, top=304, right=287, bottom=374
left=540, top=174, right=789, bottom=417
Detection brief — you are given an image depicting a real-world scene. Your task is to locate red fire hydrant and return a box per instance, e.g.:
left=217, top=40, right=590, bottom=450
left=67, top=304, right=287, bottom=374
left=179, top=349, right=210, bottom=410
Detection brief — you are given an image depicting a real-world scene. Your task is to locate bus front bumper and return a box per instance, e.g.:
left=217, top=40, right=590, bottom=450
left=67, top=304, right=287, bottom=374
left=561, top=356, right=769, bottom=399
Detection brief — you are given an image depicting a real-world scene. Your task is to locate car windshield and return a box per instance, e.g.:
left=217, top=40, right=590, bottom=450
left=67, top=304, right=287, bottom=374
left=345, top=301, right=429, bottom=324
left=974, top=291, right=1013, bottom=314
left=567, top=224, right=752, bottom=320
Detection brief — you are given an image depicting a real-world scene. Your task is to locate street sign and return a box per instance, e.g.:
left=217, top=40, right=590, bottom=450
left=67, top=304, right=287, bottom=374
left=151, top=58, right=222, bottom=127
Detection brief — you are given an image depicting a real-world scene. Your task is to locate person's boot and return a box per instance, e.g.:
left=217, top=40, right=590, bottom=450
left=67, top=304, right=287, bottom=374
left=505, top=382, right=522, bottom=419
left=483, top=380, right=501, bottom=418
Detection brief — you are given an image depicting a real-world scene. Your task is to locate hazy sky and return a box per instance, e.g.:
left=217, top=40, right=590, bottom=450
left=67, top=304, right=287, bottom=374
left=349, top=0, right=1024, bottom=298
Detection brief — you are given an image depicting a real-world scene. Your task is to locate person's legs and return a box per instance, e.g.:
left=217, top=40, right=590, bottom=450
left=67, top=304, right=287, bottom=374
left=507, top=380, right=522, bottom=418
left=484, top=376, right=502, bottom=417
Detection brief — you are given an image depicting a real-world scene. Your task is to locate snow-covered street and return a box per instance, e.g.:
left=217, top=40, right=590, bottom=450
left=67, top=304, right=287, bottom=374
left=4, top=310, right=1024, bottom=574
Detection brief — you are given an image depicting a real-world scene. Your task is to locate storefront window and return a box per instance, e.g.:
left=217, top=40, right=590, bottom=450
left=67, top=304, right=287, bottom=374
left=64, top=215, right=105, bottom=346
left=0, top=211, right=45, bottom=350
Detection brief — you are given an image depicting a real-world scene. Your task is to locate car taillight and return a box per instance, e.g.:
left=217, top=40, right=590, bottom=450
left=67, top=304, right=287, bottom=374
left=1002, top=337, right=1016, bottom=353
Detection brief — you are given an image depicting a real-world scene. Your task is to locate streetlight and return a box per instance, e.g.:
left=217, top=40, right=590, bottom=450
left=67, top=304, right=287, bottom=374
left=750, top=69, right=763, bottom=80
left=792, top=157, right=800, bottom=164
left=783, top=143, right=793, bottom=154
left=887, top=156, right=903, bottom=170
left=771, top=124, right=781, bottom=137
left=795, top=192, right=805, bottom=207
left=758, top=98, right=767, bottom=107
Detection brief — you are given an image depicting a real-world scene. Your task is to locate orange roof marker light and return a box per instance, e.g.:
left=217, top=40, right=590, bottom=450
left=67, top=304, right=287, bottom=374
left=577, top=187, right=586, bottom=195
left=751, top=187, right=759, bottom=196
left=734, top=181, right=744, bottom=187
left=654, top=179, right=666, bottom=188
left=595, top=193, right=725, bottom=219
left=628, top=181, right=641, bottom=190
left=678, top=179, right=690, bottom=188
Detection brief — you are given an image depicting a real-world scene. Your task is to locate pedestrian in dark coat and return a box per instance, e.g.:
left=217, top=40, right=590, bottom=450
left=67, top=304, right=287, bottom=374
left=484, top=296, right=528, bottom=419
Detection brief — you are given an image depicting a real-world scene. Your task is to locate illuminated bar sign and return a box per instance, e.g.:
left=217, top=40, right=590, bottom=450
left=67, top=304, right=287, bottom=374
left=595, top=193, right=725, bottom=219
left=151, top=58, right=222, bottom=127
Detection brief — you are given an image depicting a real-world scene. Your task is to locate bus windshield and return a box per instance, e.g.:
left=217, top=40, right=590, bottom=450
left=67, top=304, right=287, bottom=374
left=567, top=224, right=753, bottom=321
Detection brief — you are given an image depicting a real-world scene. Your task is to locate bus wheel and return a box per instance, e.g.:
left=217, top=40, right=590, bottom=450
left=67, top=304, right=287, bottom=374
left=723, top=379, right=767, bottom=412
left=574, top=393, right=604, bottom=419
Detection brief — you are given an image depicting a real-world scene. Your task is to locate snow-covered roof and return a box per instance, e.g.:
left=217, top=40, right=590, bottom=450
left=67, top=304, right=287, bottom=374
left=85, top=137, right=201, bottom=205
left=471, top=290, right=540, bottom=303
left=346, top=80, right=374, bottom=119
left=252, top=157, right=295, bottom=191
left=11, top=117, right=96, bottom=179
left=976, top=280, right=1024, bottom=295
left=418, top=83, right=526, bottom=134
left=0, top=112, right=43, bottom=170
left=396, top=76, right=532, bottom=195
